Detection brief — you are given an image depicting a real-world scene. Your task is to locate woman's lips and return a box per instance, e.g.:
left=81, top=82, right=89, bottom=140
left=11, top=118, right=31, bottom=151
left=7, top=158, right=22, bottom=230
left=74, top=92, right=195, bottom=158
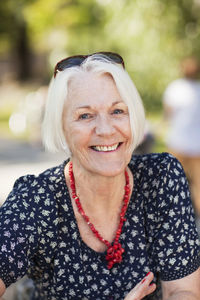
left=90, top=142, right=122, bottom=152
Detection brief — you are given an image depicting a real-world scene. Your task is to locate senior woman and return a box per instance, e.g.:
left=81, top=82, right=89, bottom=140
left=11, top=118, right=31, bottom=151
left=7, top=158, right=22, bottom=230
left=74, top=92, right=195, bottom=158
left=0, top=52, right=200, bottom=300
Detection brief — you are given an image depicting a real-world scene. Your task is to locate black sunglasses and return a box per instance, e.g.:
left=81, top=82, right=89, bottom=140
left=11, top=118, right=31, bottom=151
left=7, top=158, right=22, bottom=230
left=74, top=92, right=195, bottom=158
left=54, top=52, right=125, bottom=77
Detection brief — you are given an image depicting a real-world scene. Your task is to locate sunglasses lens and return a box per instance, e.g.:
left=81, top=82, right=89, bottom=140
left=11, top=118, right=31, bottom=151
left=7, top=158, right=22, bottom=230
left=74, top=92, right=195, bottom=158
left=57, top=56, right=85, bottom=71
left=105, top=53, right=123, bottom=65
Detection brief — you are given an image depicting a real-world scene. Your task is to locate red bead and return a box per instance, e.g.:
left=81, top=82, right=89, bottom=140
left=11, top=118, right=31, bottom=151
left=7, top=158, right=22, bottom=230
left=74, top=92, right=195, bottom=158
left=85, top=216, right=89, bottom=222
left=107, top=263, right=113, bottom=269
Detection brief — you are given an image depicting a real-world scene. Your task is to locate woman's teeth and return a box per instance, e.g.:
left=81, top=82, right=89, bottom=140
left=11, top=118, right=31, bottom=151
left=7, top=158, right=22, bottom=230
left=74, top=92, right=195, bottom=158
left=92, top=143, right=119, bottom=152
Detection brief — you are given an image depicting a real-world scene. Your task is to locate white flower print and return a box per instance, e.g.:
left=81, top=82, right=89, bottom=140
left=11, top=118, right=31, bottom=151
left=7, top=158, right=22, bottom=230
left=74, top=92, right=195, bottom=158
left=0, top=153, right=199, bottom=299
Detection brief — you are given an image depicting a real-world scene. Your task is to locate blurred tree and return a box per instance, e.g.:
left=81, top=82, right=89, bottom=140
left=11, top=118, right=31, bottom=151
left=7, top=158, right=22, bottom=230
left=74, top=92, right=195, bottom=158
left=0, top=0, right=200, bottom=110
left=0, top=0, right=35, bottom=80
left=23, top=0, right=107, bottom=62
left=97, top=0, right=200, bottom=110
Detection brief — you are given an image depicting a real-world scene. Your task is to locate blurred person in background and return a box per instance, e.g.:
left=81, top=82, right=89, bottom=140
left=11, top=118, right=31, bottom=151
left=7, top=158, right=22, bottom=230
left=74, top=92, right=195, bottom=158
left=0, top=53, right=199, bottom=300
left=163, top=57, right=200, bottom=232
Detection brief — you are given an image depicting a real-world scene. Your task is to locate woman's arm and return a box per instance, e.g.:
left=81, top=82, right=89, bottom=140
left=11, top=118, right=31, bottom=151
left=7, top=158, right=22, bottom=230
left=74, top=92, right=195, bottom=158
left=0, top=279, right=5, bottom=297
left=161, top=268, right=200, bottom=300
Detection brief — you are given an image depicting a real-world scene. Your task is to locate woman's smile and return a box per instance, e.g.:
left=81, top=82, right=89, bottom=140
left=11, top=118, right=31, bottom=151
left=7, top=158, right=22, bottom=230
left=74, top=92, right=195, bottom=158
left=63, top=72, right=132, bottom=177
left=90, top=142, right=122, bottom=152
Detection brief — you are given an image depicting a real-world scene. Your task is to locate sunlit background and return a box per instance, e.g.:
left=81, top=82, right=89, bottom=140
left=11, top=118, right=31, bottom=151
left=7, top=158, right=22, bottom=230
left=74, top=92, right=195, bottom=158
left=0, top=0, right=200, bottom=199
left=0, top=1, right=200, bottom=298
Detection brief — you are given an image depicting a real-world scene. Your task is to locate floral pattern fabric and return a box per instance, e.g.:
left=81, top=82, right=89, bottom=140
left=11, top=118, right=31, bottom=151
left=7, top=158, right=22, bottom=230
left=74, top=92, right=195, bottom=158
left=0, top=152, right=199, bottom=300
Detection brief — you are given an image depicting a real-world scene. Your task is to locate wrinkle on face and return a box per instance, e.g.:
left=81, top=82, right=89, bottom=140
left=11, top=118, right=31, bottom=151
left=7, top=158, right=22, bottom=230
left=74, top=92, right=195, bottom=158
left=62, top=71, right=132, bottom=178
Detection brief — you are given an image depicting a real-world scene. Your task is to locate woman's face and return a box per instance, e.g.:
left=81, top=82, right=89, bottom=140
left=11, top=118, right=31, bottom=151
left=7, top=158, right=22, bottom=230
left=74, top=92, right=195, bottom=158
left=63, top=72, right=132, bottom=177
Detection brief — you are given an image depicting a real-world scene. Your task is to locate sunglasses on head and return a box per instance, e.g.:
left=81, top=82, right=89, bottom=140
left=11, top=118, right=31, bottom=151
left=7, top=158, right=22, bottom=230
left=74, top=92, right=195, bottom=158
left=54, top=51, right=125, bottom=77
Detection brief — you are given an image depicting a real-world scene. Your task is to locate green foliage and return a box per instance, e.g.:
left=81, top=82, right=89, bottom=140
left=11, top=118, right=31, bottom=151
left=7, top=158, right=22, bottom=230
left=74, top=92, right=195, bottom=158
left=0, top=0, right=33, bottom=42
left=0, top=0, right=200, bottom=111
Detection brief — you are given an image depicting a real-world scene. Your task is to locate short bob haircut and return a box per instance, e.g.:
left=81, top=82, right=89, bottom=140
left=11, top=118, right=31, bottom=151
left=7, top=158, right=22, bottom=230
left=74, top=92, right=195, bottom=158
left=42, top=54, right=146, bottom=157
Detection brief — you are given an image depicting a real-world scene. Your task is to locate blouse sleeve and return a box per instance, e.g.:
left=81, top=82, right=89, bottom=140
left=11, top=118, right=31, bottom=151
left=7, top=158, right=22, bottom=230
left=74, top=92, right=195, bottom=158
left=148, top=153, right=200, bottom=281
left=0, top=175, right=40, bottom=287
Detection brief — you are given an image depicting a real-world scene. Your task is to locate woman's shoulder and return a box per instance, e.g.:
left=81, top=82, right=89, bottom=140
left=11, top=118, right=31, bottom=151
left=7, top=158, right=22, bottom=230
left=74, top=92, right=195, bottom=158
left=12, top=160, right=66, bottom=192
left=0, top=161, right=69, bottom=238
left=129, top=152, right=185, bottom=196
left=3, top=160, right=68, bottom=211
left=129, top=152, right=181, bottom=173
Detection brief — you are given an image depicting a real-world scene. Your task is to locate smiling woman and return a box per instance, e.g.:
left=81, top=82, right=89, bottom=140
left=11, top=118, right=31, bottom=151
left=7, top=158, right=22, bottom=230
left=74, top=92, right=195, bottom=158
left=0, top=52, right=199, bottom=300
left=61, top=72, right=133, bottom=177
left=42, top=53, right=145, bottom=156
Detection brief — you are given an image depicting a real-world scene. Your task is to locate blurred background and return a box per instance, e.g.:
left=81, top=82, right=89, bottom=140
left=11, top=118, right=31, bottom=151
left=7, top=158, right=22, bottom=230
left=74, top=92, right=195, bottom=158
left=1, top=0, right=200, bottom=207
left=1, top=1, right=200, bottom=298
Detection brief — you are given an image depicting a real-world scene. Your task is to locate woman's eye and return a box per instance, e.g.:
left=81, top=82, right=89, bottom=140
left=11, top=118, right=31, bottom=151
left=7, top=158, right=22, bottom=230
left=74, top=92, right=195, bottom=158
left=78, top=113, right=91, bottom=120
left=112, top=109, right=124, bottom=114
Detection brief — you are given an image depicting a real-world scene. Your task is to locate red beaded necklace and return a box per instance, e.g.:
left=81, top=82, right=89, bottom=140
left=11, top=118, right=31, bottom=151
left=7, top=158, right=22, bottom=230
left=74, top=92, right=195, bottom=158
left=68, top=161, right=130, bottom=269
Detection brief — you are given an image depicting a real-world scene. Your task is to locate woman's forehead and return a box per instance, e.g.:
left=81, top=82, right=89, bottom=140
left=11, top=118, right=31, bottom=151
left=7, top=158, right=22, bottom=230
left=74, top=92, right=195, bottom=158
left=63, top=71, right=127, bottom=119
left=67, top=72, right=121, bottom=103
left=69, top=71, right=113, bottom=89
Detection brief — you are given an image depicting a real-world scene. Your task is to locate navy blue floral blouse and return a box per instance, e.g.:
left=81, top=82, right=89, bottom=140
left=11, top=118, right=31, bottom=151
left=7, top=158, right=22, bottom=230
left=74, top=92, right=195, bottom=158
left=0, top=153, right=199, bottom=300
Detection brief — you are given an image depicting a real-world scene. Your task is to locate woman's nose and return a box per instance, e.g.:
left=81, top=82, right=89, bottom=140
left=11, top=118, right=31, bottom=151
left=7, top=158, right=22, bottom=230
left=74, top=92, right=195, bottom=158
left=95, top=115, right=115, bottom=136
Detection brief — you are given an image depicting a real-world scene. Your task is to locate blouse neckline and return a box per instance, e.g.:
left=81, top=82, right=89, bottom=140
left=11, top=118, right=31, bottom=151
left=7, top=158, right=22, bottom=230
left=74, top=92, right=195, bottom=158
left=59, top=159, right=141, bottom=256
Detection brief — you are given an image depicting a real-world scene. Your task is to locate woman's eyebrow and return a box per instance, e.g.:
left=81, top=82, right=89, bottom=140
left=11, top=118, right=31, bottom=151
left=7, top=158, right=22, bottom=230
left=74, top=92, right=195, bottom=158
left=112, top=101, right=124, bottom=105
left=76, top=105, right=91, bottom=109
left=76, top=101, right=124, bottom=110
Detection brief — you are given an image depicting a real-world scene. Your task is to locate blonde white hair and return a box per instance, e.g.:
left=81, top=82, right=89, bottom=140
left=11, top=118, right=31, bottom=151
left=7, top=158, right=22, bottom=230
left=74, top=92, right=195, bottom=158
left=42, top=54, right=146, bottom=157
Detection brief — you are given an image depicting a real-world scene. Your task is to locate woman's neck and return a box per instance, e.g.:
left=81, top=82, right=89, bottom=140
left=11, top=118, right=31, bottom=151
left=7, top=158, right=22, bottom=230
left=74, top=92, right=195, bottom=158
left=65, top=160, right=132, bottom=214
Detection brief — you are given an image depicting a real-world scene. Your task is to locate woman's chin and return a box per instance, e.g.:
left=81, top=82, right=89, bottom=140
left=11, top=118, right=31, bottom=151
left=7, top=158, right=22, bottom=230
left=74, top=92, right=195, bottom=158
left=88, top=162, right=128, bottom=177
